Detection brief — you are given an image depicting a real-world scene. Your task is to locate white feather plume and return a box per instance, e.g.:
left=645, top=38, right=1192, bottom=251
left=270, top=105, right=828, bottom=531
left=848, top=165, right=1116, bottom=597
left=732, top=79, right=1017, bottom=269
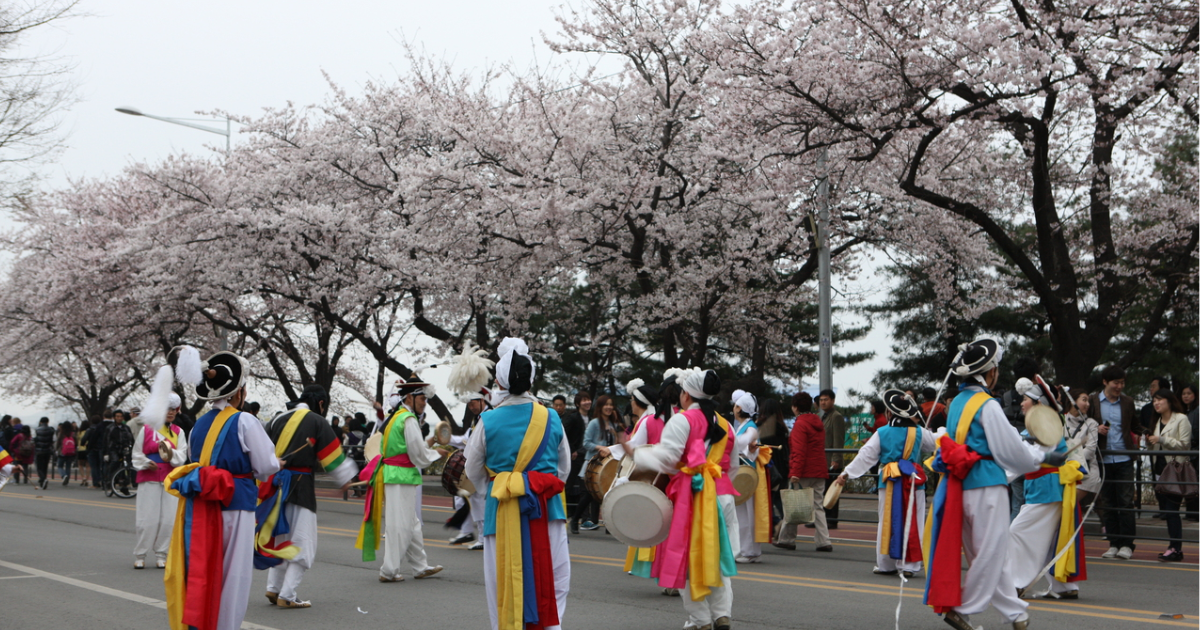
left=624, top=378, right=645, bottom=396
left=174, top=345, right=204, bottom=386
left=663, top=367, right=689, bottom=383
left=447, top=341, right=495, bottom=396
left=141, top=365, right=175, bottom=431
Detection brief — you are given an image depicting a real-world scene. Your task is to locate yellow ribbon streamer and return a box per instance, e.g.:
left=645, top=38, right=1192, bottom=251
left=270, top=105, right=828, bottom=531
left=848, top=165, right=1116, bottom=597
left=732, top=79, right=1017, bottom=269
left=753, top=446, right=773, bottom=543
left=683, top=415, right=730, bottom=602
left=1053, top=460, right=1084, bottom=582
left=491, top=403, right=549, bottom=630
left=922, top=394, right=990, bottom=564
left=163, top=405, right=237, bottom=630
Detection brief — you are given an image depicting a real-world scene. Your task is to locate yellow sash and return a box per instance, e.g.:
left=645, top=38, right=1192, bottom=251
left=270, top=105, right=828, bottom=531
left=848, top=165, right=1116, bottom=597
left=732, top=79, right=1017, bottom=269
left=922, top=393, right=991, bottom=562
left=753, top=446, right=773, bottom=543
left=880, top=428, right=917, bottom=555
left=355, top=409, right=399, bottom=554
left=680, top=413, right=729, bottom=602
left=491, top=403, right=550, bottom=630
left=1054, top=461, right=1084, bottom=581
left=255, top=409, right=308, bottom=562
left=164, top=405, right=238, bottom=630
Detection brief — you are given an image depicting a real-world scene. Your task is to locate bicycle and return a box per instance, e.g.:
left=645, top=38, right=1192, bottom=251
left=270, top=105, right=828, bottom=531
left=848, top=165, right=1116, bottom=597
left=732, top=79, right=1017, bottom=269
left=105, top=449, right=138, bottom=499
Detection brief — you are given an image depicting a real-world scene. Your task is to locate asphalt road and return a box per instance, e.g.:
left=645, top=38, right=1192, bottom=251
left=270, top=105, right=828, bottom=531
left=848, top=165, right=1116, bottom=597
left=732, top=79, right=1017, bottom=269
left=0, top=482, right=1196, bottom=630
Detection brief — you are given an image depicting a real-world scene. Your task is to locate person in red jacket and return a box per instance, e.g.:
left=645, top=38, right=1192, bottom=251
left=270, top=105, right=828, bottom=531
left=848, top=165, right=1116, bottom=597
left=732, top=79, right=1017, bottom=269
left=773, top=392, right=832, bottom=552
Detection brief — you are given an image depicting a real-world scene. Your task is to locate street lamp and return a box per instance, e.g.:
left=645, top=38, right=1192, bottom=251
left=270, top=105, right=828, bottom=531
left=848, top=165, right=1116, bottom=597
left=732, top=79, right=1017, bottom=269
left=115, top=106, right=231, bottom=155
left=121, top=106, right=233, bottom=351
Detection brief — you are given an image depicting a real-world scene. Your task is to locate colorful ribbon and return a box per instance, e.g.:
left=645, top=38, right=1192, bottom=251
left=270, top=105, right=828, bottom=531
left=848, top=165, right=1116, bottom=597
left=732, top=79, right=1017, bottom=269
left=163, top=405, right=239, bottom=630
left=355, top=412, right=398, bottom=561
left=923, top=391, right=990, bottom=613
left=753, top=446, right=773, bottom=543
left=1054, top=461, right=1087, bottom=583
left=490, top=403, right=556, bottom=630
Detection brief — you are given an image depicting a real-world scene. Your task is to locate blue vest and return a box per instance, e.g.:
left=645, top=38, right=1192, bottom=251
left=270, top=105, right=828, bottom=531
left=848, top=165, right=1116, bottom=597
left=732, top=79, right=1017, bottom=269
left=875, top=425, right=924, bottom=489
left=190, top=408, right=256, bottom=511
left=1023, top=435, right=1068, bottom=504
left=735, top=419, right=757, bottom=436
left=481, top=403, right=567, bottom=536
left=945, top=386, right=1008, bottom=490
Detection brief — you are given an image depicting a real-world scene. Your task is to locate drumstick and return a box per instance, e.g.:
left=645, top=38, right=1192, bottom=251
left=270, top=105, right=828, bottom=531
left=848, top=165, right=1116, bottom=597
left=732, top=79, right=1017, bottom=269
left=281, top=438, right=316, bottom=460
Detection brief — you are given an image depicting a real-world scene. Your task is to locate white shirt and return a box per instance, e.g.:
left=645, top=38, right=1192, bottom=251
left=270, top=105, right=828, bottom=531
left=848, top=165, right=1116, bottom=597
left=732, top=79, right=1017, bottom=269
left=632, top=404, right=701, bottom=476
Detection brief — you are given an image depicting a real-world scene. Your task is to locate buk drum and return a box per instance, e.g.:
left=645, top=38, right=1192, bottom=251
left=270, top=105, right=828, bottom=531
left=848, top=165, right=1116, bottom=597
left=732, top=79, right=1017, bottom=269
left=601, top=448, right=673, bottom=547
left=440, top=449, right=476, bottom=497
left=733, top=456, right=759, bottom=506
left=585, top=453, right=620, bottom=502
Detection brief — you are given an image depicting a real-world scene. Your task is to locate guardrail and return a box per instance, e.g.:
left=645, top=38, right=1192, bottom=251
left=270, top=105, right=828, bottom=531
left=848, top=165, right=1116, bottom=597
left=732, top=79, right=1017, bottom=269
left=809, top=447, right=1199, bottom=544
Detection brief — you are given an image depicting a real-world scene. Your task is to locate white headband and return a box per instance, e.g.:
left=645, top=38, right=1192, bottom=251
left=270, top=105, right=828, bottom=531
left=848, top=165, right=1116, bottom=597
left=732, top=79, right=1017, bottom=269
left=681, top=369, right=714, bottom=400
left=734, top=392, right=757, bottom=417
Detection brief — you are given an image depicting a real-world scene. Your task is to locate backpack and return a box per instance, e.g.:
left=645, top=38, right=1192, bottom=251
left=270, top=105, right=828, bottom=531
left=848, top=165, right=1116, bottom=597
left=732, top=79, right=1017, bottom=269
left=61, top=436, right=76, bottom=456
left=16, top=436, right=33, bottom=459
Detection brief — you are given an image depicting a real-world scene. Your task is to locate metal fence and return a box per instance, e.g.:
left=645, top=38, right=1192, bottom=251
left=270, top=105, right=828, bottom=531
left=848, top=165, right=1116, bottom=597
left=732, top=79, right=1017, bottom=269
left=820, top=446, right=1199, bottom=545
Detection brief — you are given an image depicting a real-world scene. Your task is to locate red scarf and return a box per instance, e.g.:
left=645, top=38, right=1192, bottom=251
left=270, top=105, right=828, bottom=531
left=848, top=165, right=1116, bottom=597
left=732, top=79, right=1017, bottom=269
left=926, top=438, right=981, bottom=613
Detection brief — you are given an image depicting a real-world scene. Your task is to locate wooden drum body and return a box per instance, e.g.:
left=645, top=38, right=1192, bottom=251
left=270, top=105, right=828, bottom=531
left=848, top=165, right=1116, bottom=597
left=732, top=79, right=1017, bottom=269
left=440, top=449, right=476, bottom=497
left=585, top=453, right=619, bottom=502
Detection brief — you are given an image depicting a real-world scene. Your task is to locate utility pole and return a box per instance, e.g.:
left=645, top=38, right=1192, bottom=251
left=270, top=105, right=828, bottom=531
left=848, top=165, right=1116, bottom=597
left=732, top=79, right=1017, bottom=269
left=817, top=149, right=832, bottom=392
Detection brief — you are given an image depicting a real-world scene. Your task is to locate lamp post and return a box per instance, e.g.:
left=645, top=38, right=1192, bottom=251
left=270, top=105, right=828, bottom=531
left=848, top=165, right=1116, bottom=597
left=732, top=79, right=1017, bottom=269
left=120, top=106, right=232, bottom=350
left=115, top=106, right=230, bottom=156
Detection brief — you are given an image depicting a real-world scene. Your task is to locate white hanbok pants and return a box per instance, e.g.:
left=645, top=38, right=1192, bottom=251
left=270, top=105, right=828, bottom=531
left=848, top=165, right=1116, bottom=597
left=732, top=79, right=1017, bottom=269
left=682, top=495, right=739, bottom=628
left=381, top=484, right=432, bottom=579
left=874, top=486, right=925, bottom=573
left=134, top=480, right=178, bottom=560
left=1008, top=501, right=1078, bottom=594
left=735, top=496, right=761, bottom=559
left=265, top=504, right=318, bottom=601
left=955, top=485, right=1028, bottom=622
left=483, top=521, right=571, bottom=630
left=217, top=510, right=256, bottom=630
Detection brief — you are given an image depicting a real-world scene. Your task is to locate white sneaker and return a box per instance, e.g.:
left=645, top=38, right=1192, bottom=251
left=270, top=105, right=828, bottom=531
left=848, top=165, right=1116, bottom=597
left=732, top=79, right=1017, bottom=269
left=1116, top=546, right=1134, bottom=559
left=1101, top=546, right=1118, bottom=558
left=467, top=540, right=484, bottom=550
left=735, top=555, right=761, bottom=564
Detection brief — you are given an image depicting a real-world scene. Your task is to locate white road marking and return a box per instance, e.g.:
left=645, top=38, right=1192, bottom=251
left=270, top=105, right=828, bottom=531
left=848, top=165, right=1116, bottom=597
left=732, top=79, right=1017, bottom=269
left=0, top=559, right=282, bottom=630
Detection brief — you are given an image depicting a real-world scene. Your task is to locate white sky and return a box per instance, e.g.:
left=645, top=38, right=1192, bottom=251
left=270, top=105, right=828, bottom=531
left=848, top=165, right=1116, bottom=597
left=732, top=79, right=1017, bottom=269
left=3, top=0, right=892, bottom=420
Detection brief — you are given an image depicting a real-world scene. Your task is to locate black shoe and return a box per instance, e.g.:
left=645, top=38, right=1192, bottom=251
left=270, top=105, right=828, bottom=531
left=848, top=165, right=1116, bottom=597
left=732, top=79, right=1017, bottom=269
left=62, top=476, right=69, bottom=486
left=772, top=541, right=796, bottom=551
left=828, top=523, right=838, bottom=529
left=1158, top=548, right=1184, bottom=562
left=815, top=545, right=833, bottom=552
left=804, top=523, right=815, bottom=529
left=569, top=521, right=580, bottom=535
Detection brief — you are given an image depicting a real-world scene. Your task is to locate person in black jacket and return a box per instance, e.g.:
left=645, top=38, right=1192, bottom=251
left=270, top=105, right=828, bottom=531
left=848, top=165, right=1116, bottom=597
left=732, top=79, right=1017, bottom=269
left=562, top=392, right=590, bottom=527
left=33, top=417, right=55, bottom=490
left=88, top=410, right=114, bottom=490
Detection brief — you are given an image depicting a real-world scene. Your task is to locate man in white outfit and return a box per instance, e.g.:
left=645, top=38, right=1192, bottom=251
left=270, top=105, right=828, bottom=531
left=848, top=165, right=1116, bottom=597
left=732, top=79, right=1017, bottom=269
left=925, top=338, right=1068, bottom=630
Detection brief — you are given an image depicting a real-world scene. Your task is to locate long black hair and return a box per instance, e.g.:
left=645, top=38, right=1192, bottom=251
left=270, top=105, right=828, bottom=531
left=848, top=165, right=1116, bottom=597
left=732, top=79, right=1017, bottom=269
left=508, top=355, right=534, bottom=396
left=657, top=376, right=681, bottom=422
left=694, top=371, right=726, bottom=443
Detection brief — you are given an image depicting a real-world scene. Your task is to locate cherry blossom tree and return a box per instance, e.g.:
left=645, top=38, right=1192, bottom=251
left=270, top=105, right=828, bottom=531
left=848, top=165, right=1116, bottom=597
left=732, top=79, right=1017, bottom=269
left=714, top=0, right=1198, bottom=384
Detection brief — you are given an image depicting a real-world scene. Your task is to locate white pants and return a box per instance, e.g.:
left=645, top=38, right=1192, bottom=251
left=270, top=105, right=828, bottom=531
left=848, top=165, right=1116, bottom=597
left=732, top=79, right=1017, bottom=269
left=381, top=484, right=432, bottom=579
left=134, top=481, right=178, bottom=560
left=956, top=485, right=1028, bottom=622
left=265, top=504, right=318, bottom=601
left=736, top=496, right=760, bottom=559
left=1008, top=501, right=1078, bottom=594
left=874, top=486, right=925, bottom=573
left=218, top=510, right=256, bottom=630
left=681, top=495, right=738, bottom=628
left=483, top=521, right=571, bottom=630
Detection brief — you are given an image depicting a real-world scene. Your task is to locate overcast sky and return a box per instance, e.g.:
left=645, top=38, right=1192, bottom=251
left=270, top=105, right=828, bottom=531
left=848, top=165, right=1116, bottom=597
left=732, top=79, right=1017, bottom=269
left=4, top=0, right=893, bottom=421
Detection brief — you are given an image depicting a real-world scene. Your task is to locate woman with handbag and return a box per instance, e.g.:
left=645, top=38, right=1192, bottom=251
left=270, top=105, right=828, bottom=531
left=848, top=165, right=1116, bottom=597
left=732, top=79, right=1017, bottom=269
left=1147, top=389, right=1193, bottom=562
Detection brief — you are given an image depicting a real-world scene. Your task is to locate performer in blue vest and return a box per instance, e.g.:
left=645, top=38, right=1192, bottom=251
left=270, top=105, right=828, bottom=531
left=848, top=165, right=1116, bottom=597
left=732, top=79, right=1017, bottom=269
left=924, top=338, right=1068, bottom=630
left=836, top=389, right=936, bottom=577
left=464, top=337, right=571, bottom=630
left=1007, top=376, right=1087, bottom=601
left=164, top=348, right=282, bottom=630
